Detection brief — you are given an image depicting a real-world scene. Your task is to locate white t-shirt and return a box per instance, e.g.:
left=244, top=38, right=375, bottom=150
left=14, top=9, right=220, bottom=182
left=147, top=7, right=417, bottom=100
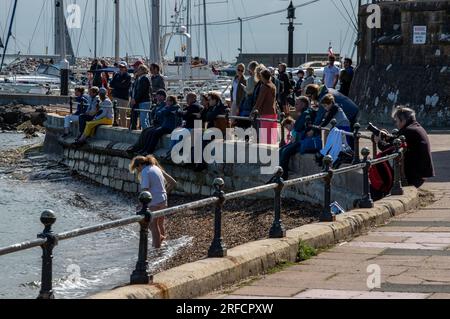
left=140, top=165, right=167, bottom=206
left=323, top=65, right=340, bottom=88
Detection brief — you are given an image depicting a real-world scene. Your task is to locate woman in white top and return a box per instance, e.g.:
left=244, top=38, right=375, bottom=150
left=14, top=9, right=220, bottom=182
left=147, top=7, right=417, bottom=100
left=129, top=155, right=176, bottom=248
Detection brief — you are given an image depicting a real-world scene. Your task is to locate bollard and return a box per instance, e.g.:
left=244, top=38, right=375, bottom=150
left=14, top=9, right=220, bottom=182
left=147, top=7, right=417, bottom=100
left=359, top=148, right=374, bottom=208
left=320, top=155, right=336, bottom=222
left=269, top=167, right=286, bottom=238
left=352, top=123, right=361, bottom=164
left=279, top=112, right=286, bottom=148
left=391, top=139, right=404, bottom=196
left=130, top=192, right=153, bottom=285
left=69, top=96, right=73, bottom=115
left=399, top=135, right=408, bottom=186
left=252, top=110, right=260, bottom=144
left=37, top=210, right=58, bottom=299
left=113, top=100, right=119, bottom=127
left=208, top=178, right=227, bottom=258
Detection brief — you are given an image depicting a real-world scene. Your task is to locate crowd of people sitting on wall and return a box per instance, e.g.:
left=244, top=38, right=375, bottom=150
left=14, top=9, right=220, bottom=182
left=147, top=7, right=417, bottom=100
left=58, top=56, right=436, bottom=248
left=63, top=56, right=434, bottom=201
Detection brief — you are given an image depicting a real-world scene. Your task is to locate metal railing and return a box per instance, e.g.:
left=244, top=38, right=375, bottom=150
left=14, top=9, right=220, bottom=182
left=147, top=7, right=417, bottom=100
left=0, top=142, right=405, bottom=299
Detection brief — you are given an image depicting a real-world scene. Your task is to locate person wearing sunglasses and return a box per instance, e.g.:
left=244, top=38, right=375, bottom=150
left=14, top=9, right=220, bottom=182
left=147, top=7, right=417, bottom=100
left=230, top=63, right=247, bottom=125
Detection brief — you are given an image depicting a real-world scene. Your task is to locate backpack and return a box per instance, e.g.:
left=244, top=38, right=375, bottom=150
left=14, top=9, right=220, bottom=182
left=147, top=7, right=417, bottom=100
left=369, top=148, right=394, bottom=200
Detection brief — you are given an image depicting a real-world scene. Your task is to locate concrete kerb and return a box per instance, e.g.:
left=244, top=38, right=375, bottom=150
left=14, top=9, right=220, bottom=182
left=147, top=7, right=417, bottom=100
left=89, top=186, right=419, bottom=299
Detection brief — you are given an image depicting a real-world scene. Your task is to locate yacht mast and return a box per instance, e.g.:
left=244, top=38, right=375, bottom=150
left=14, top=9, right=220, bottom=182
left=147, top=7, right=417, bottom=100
left=0, top=0, right=19, bottom=72
left=54, top=0, right=75, bottom=62
left=202, top=0, right=208, bottom=62
left=114, top=0, right=120, bottom=62
left=94, top=0, right=98, bottom=58
left=150, top=0, right=161, bottom=65
left=56, top=0, right=69, bottom=96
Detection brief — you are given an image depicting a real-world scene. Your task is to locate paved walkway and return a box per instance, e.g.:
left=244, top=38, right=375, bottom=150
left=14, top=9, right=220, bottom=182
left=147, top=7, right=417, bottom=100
left=204, top=134, right=450, bottom=299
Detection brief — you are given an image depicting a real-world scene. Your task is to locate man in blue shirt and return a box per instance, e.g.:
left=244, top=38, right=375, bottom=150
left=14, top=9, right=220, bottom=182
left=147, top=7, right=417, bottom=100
left=322, top=55, right=340, bottom=89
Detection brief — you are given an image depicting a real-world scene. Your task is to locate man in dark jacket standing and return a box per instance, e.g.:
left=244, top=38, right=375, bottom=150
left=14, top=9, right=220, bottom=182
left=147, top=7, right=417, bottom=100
left=150, top=63, right=166, bottom=94
left=377, top=107, right=434, bottom=188
left=90, top=59, right=103, bottom=88
left=131, top=65, right=152, bottom=130
left=339, top=58, right=354, bottom=97
left=110, top=61, right=131, bottom=127
left=277, top=63, right=293, bottom=114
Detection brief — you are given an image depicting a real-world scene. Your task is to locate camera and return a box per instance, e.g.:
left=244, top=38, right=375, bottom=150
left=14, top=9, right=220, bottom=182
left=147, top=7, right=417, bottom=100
left=367, top=123, right=395, bottom=141
left=366, top=123, right=383, bottom=137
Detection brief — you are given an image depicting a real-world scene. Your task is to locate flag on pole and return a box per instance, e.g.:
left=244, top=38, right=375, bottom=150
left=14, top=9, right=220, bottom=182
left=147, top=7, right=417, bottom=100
left=328, top=42, right=334, bottom=57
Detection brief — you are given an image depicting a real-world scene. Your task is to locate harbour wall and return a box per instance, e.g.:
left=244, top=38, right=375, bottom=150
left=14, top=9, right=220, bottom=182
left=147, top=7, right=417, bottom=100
left=0, top=93, right=70, bottom=106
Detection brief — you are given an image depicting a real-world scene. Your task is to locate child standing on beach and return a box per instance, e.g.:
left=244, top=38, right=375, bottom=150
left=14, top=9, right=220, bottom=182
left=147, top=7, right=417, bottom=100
left=129, top=155, right=176, bottom=248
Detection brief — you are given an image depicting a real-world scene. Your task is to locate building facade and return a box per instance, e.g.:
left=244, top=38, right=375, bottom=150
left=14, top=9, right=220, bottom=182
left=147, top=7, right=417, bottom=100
left=351, top=0, right=450, bottom=127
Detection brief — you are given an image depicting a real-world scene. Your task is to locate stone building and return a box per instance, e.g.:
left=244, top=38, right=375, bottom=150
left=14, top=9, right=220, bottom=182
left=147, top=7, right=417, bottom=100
left=351, top=0, right=450, bottom=127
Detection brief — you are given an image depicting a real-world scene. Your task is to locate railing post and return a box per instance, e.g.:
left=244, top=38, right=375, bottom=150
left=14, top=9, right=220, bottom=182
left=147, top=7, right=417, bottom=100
left=371, top=134, right=377, bottom=157
left=269, top=167, right=286, bottom=238
left=208, top=178, right=227, bottom=258
left=252, top=110, right=260, bottom=144
left=279, top=112, right=286, bottom=148
left=352, top=123, right=361, bottom=164
left=320, top=155, right=336, bottom=222
left=69, top=96, right=73, bottom=115
left=359, top=147, right=374, bottom=208
left=113, top=100, right=119, bottom=127
left=130, top=192, right=153, bottom=285
left=37, top=210, right=58, bottom=300
left=399, top=135, right=408, bottom=186
left=391, top=139, right=404, bottom=196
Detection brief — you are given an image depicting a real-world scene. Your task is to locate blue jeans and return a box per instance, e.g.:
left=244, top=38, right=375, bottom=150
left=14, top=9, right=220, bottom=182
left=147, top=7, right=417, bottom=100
left=279, top=141, right=301, bottom=180
left=139, top=102, right=151, bottom=130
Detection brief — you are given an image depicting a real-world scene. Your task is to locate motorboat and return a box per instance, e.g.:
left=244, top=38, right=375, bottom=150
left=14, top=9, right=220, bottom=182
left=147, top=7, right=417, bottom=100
left=0, top=63, right=75, bottom=95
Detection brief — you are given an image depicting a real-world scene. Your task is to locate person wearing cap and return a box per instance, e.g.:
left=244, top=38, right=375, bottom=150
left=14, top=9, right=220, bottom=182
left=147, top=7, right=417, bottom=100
left=74, top=87, right=114, bottom=145
left=110, top=61, right=131, bottom=127
left=132, top=59, right=144, bottom=70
